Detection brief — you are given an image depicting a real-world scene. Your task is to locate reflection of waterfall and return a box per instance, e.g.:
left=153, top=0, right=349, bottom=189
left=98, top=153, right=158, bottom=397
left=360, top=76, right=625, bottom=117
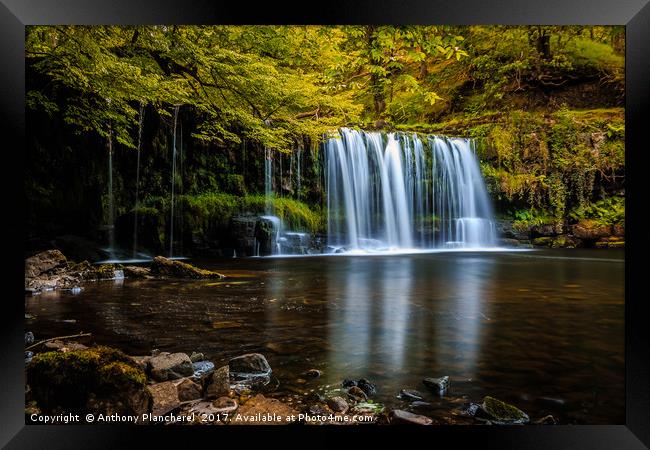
left=169, top=106, right=179, bottom=258
left=132, top=102, right=144, bottom=258
left=325, top=128, right=496, bottom=250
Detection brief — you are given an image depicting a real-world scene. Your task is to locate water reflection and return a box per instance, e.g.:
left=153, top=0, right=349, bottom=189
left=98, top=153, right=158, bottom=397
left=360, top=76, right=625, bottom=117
left=25, top=249, right=624, bottom=423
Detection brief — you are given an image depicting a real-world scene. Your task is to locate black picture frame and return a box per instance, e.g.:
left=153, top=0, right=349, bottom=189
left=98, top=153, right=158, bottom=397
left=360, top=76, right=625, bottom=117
left=2, top=0, right=648, bottom=447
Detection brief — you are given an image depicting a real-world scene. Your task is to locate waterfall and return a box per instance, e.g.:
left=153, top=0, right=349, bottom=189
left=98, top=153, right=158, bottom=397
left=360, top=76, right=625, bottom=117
left=325, top=128, right=496, bottom=250
left=107, top=132, right=115, bottom=258
left=264, top=147, right=273, bottom=214
left=132, top=102, right=144, bottom=258
left=169, top=105, right=179, bottom=258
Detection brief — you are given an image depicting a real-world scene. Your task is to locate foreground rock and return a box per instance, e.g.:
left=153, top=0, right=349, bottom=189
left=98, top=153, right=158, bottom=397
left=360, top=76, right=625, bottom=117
left=389, top=409, right=433, bottom=425
left=231, top=394, right=298, bottom=425
left=146, top=352, right=194, bottom=381
left=205, top=366, right=230, bottom=399
left=228, top=353, right=272, bottom=386
left=423, top=375, right=449, bottom=393
left=25, top=250, right=124, bottom=294
left=150, top=256, right=225, bottom=279
left=26, top=346, right=150, bottom=416
left=476, top=396, right=530, bottom=424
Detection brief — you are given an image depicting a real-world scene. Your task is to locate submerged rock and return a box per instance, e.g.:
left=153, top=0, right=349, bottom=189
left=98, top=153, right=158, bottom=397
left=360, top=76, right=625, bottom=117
left=398, top=389, right=424, bottom=401
left=25, top=332, right=34, bottom=345
left=228, top=353, right=272, bottom=382
left=534, top=414, right=557, bottom=425
left=389, top=409, right=433, bottom=425
left=423, top=376, right=449, bottom=393
left=150, top=256, right=224, bottom=279
left=305, top=369, right=322, bottom=378
left=477, top=396, right=529, bottom=424
left=146, top=352, right=194, bottom=381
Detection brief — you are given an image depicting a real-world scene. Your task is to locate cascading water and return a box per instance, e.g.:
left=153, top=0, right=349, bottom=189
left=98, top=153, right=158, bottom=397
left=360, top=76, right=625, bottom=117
left=169, top=105, right=179, bottom=258
left=325, top=128, right=496, bottom=251
left=132, top=102, right=144, bottom=258
left=106, top=131, right=116, bottom=258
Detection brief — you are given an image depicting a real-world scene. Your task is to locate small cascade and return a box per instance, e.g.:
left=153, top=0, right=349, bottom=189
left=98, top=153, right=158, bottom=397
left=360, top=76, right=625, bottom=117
left=295, top=148, right=302, bottom=200
left=132, top=102, right=144, bottom=258
left=264, top=147, right=273, bottom=215
left=324, top=128, right=496, bottom=251
left=169, top=105, right=179, bottom=258
left=106, top=132, right=116, bottom=258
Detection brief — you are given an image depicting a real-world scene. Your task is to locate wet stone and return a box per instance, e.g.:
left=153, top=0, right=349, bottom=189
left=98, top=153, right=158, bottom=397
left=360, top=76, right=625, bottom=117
left=192, top=360, right=215, bottom=378
left=347, top=386, right=368, bottom=402
left=357, top=379, right=377, bottom=396
left=190, top=352, right=205, bottom=363
left=423, top=376, right=449, bottom=393
left=399, top=389, right=424, bottom=401
left=389, top=409, right=433, bottom=425
left=306, top=369, right=322, bottom=378
left=478, top=396, right=529, bottom=424
left=326, top=396, right=349, bottom=413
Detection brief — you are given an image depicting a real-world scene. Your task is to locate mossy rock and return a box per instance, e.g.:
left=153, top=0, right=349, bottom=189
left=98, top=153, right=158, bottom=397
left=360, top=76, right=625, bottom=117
left=26, top=346, right=150, bottom=414
left=150, top=256, right=224, bottom=279
left=480, top=396, right=529, bottom=424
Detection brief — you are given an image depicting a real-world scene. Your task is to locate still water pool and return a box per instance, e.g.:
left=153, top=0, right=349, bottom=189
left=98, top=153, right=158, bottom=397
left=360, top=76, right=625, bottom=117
left=25, top=248, right=624, bottom=424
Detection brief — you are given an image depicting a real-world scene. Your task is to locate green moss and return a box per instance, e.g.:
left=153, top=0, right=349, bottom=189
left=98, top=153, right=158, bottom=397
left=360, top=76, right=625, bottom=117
left=482, top=396, right=529, bottom=424
left=27, top=346, right=147, bottom=412
left=98, top=361, right=147, bottom=388
left=178, top=192, right=324, bottom=235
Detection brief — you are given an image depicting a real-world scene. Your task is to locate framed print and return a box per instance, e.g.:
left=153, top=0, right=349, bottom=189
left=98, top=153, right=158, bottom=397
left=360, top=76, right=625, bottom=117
left=1, top=0, right=648, bottom=447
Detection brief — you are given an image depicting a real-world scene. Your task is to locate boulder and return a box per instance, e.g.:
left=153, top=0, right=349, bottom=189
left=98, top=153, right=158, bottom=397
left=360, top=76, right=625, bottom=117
left=205, top=365, right=230, bottom=399
left=123, top=266, right=152, bottom=279
left=389, top=409, right=433, bottom=425
left=477, top=396, right=529, bottom=424
left=572, top=220, right=611, bottom=240
left=231, top=394, right=298, bottom=425
left=150, top=256, right=224, bottom=279
left=26, top=346, right=149, bottom=415
left=229, top=353, right=272, bottom=376
left=25, top=250, right=68, bottom=278
left=147, top=352, right=194, bottom=381
left=423, top=376, right=449, bottom=393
